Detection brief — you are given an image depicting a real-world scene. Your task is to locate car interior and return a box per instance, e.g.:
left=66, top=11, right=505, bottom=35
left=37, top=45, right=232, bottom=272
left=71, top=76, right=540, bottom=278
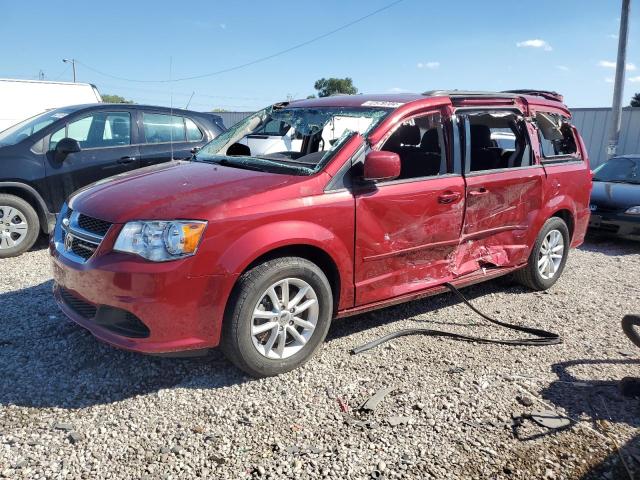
left=381, top=114, right=447, bottom=179
left=466, top=112, right=531, bottom=172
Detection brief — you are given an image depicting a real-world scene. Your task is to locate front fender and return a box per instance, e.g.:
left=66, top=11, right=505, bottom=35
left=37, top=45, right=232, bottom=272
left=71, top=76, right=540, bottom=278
left=199, top=220, right=354, bottom=310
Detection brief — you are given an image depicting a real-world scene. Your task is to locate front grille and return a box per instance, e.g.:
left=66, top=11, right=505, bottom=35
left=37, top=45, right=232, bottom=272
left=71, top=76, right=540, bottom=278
left=59, top=288, right=97, bottom=319
left=599, top=223, right=619, bottom=233
left=57, top=205, right=110, bottom=263
left=70, top=236, right=98, bottom=260
left=593, top=206, right=622, bottom=214
left=78, top=214, right=112, bottom=236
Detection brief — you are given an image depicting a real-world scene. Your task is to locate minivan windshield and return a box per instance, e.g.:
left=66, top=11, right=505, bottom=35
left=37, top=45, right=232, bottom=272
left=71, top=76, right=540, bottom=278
left=593, top=157, right=640, bottom=184
left=195, top=104, right=390, bottom=175
left=0, top=108, right=75, bottom=146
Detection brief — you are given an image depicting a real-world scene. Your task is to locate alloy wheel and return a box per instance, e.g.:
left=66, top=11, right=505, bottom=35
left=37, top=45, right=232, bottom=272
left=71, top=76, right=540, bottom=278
left=538, top=229, right=564, bottom=280
left=251, top=278, right=319, bottom=359
left=0, top=206, right=29, bottom=250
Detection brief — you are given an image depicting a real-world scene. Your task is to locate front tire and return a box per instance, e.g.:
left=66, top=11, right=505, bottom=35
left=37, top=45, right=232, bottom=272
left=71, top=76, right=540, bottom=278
left=514, top=217, right=570, bottom=291
left=221, top=257, right=333, bottom=377
left=0, top=194, right=40, bottom=259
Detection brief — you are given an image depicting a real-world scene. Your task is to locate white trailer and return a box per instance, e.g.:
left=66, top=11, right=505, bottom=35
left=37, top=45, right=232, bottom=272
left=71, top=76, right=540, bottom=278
left=0, top=78, right=102, bottom=131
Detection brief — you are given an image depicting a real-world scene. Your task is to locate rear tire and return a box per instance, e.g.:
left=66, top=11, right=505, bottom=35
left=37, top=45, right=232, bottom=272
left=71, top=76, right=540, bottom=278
left=514, top=217, right=570, bottom=291
left=221, top=257, right=333, bottom=378
left=0, top=194, right=40, bottom=259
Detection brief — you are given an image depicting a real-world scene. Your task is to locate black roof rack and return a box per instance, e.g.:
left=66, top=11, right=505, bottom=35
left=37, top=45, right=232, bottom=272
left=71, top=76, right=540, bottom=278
left=422, top=89, right=564, bottom=103
left=501, top=90, right=563, bottom=102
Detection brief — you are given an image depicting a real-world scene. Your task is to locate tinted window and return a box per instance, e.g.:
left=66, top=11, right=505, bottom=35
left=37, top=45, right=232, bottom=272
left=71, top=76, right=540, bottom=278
left=536, top=113, right=578, bottom=158
left=381, top=112, right=448, bottom=180
left=465, top=111, right=531, bottom=172
left=143, top=113, right=186, bottom=143
left=50, top=112, right=131, bottom=150
left=593, top=157, right=640, bottom=183
left=185, top=118, right=203, bottom=142
left=0, top=108, right=73, bottom=147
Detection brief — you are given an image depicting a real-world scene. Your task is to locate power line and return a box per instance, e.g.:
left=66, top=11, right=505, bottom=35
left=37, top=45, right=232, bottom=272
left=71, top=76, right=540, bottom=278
left=76, top=0, right=404, bottom=84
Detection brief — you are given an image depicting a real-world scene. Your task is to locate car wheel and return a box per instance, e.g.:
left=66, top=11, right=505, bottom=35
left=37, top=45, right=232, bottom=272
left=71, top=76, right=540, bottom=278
left=221, top=256, right=333, bottom=377
left=514, top=216, right=570, bottom=291
left=0, top=194, right=40, bottom=259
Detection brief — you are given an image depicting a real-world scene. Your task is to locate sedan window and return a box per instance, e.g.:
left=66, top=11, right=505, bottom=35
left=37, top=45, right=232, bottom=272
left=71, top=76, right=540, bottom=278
left=593, top=157, right=640, bottom=183
left=50, top=112, right=131, bottom=150
left=143, top=113, right=186, bottom=143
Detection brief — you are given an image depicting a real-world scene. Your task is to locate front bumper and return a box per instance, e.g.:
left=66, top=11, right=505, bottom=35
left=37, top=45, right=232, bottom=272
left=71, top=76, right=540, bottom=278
left=588, top=212, right=640, bottom=237
left=51, top=244, right=235, bottom=354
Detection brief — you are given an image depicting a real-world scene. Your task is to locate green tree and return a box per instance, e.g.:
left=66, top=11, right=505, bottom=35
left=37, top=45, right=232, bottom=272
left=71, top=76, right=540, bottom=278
left=313, top=77, right=357, bottom=97
left=101, top=94, right=134, bottom=104
left=631, top=92, right=640, bottom=107
left=211, top=108, right=229, bottom=112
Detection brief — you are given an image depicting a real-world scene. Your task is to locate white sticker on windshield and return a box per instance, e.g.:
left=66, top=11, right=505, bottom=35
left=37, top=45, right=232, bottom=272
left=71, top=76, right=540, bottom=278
left=51, top=113, right=68, bottom=118
left=361, top=101, right=405, bottom=108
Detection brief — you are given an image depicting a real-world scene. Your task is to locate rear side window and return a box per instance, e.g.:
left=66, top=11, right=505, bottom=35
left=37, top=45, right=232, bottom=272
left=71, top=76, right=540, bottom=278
left=536, top=112, right=578, bottom=159
left=185, top=118, right=203, bottom=142
left=461, top=111, right=532, bottom=172
left=143, top=113, right=186, bottom=143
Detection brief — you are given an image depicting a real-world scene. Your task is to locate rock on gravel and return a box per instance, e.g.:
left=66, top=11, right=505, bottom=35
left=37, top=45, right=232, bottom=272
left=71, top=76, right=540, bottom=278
left=0, top=236, right=639, bottom=479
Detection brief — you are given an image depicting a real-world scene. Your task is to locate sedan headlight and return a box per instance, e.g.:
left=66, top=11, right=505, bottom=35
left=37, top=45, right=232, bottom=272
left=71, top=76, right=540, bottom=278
left=114, top=220, right=207, bottom=261
left=625, top=206, right=640, bottom=215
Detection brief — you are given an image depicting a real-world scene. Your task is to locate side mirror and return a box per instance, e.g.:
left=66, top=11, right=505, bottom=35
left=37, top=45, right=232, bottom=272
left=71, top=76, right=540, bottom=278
left=54, top=137, right=81, bottom=161
left=363, top=150, right=401, bottom=182
left=190, top=146, right=201, bottom=155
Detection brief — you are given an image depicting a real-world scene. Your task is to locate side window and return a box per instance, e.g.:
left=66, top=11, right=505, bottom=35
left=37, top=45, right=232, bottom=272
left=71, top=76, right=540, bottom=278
left=535, top=112, right=578, bottom=159
left=49, top=126, right=66, bottom=150
left=102, top=113, right=131, bottom=145
left=185, top=118, right=203, bottom=142
left=381, top=112, right=448, bottom=180
left=50, top=112, right=131, bottom=150
left=143, top=113, right=186, bottom=143
left=465, top=111, right=531, bottom=172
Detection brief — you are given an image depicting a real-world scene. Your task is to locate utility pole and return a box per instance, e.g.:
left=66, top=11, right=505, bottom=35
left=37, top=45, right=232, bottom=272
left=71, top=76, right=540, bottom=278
left=607, top=0, right=631, bottom=159
left=63, top=58, right=77, bottom=82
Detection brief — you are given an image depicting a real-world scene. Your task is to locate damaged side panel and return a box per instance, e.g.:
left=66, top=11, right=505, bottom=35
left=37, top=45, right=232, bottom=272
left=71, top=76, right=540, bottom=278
left=355, top=176, right=465, bottom=306
left=456, top=167, right=545, bottom=276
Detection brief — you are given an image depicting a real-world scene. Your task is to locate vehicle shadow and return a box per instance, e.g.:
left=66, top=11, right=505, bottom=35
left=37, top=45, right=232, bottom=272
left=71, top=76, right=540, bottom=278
left=539, top=358, right=640, bottom=479
left=0, top=280, right=246, bottom=409
left=327, top=275, right=529, bottom=341
left=580, top=233, right=639, bottom=256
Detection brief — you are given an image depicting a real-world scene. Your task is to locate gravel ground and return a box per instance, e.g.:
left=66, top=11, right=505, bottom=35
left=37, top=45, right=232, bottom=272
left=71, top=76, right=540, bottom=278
left=0, top=235, right=639, bottom=479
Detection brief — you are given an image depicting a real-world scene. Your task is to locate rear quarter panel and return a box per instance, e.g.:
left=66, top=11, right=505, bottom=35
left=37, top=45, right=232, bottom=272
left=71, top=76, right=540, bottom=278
left=527, top=121, right=592, bottom=247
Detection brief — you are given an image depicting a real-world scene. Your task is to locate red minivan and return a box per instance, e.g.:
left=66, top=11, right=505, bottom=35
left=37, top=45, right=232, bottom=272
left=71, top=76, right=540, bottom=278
left=50, top=91, right=592, bottom=377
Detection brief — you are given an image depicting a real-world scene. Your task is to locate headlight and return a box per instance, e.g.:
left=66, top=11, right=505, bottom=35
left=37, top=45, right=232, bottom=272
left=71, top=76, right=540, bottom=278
left=625, top=206, right=640, bottom=215
left=114, top=220, right=207, bottom=261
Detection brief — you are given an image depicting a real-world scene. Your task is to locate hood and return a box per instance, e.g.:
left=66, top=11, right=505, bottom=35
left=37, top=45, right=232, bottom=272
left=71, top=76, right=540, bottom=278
left=591, top=181, right=640, bottom=210
left=69, top=160, right=310, bottom=223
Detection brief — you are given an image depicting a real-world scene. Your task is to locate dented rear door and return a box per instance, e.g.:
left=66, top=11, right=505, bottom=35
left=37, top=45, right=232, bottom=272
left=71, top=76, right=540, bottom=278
left=354, top=109, right=464, bottom=306
left=455, top=114, right=544, bottom=276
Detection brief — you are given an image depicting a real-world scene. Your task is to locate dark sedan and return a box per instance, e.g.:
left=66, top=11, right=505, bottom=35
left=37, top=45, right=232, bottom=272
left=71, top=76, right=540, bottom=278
left=589, top=155, right=640, bottom=238
left=0, top=104, right=224, bottom=257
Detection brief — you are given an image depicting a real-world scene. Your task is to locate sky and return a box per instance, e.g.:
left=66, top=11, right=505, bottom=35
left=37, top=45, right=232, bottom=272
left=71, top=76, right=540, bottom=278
left=1, top=0, right=638, bottom=112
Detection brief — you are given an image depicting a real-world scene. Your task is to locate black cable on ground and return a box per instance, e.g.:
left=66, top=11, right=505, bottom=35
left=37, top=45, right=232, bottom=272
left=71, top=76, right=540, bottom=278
left=350, top=282, right=562, bottom=355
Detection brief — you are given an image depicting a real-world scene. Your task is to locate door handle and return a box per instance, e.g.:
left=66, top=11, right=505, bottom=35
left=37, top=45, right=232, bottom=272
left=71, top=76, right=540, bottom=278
left=469, top=187, right=489, bottom=196
left=438, top=191, right=462, bottom=204
left=117, top=156, right=136, bottom=164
